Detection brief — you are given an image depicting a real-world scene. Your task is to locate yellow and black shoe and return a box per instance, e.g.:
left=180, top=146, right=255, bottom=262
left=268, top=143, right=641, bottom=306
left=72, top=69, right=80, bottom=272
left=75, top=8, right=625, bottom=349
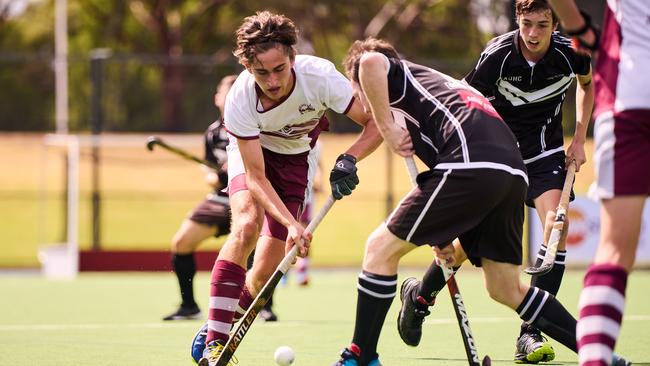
left=198, top=340, right=238, bottom=366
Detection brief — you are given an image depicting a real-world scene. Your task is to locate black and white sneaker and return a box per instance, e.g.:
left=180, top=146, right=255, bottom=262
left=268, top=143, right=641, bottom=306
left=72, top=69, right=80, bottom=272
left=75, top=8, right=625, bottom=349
left=612, top=354, right=632, bottom=366
left=514, top=327, right=555, bottom=364
left=397, top=277, right=431, bottom=346
left=259, top=307, right=277, bottom=322
left=162, top=304, right=202, bottom=321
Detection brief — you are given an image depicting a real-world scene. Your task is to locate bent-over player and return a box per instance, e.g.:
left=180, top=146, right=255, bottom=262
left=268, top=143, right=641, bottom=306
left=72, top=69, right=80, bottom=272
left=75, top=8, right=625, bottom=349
left=197, top=11, right=381, bottom=366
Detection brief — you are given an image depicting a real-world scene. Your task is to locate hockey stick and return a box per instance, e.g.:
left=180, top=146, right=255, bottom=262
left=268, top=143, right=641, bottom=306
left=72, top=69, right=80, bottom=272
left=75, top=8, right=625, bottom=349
left=524, top=159, right=576, bottom=276
left=145, top=135, right=220, bottom=170
left=211, top=195, right=336, bottom=366
left=405, top=157, right=490, bottom=366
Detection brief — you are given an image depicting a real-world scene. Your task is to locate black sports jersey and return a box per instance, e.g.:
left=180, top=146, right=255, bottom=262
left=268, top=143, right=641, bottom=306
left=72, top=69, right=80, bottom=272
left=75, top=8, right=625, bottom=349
left=386, top=58, right=526, bottom=181
left=204, top=118, right=229, bottom=195
left=464, top=30, right=591, bottom=162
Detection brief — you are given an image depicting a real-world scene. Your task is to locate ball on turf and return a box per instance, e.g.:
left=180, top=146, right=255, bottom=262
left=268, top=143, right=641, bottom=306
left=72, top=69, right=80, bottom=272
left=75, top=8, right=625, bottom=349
left=274, top=345, right=295, bottom=366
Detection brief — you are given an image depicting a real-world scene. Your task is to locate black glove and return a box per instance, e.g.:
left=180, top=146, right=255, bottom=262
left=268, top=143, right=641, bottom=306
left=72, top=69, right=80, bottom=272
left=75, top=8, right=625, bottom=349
left=329, top=154, right=359, bottom=200
left=566, top=10, right=600, bottom=51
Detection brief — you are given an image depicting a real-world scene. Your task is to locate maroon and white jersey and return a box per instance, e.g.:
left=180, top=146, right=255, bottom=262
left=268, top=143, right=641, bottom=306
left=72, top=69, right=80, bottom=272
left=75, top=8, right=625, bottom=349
left=592, top=0, right=650, bottom=199
left=594, top=0, right=650, bottom=119
left=224, top=54, right=353, bottom=155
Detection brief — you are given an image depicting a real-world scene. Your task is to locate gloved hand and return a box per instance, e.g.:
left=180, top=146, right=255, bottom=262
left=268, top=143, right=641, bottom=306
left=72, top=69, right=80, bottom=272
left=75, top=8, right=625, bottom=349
left=329, top=154, right=359, bottom=200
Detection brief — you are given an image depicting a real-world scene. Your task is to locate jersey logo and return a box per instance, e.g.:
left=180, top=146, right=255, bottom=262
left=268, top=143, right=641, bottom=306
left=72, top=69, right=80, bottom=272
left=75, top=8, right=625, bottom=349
left=298, top=103, right=315, bottom=114
left=262, top=118, right=320, bottom=139
left=457, top=89, right=501, bottom=119
left=503, top=75, right=522, bottom=82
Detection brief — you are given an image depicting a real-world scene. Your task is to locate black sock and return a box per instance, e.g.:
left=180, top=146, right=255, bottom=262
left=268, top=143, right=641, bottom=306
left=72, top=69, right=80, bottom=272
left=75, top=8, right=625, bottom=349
left=351, top=271, right=397, bottom=365
left=516, top=286, right=577, bottom=352
left=264, top=293, right=274, bottom=310
left=172, top=253, right=197, bottom=307
left=522, top=247, right=566, bottom=335
left=417, top=262, right=460, bottom=304
left=531, top=247, right=566, bottom=296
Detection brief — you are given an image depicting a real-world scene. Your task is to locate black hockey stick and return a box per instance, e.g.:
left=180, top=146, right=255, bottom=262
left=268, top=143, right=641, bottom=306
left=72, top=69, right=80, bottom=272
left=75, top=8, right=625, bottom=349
left=405, top=157, right=491, bottom=366
left=210, top=195, right=336, bottom=366
left=145, top=135, right=220, bottom=170
left=524, top=160, right=576, bottom=276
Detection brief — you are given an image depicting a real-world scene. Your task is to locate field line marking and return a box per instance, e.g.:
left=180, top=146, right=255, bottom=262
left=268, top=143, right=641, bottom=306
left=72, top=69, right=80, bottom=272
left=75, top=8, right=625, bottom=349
left=1, top=315, right=649, bottom=332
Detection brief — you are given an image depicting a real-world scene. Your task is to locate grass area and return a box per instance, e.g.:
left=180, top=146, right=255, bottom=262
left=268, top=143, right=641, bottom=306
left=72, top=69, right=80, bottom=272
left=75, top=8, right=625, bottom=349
left=1, top=270, right=648, bottom=365
left=0, top=133, right=597, bottom=267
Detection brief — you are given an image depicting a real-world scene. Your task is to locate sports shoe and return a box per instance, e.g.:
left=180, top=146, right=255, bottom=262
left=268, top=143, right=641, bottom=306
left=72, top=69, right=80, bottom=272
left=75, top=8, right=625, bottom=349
left=162, top=304, right=202, bottom=321
left=514, top=328, right=555, bottom=363
left=259, top=307, right=278, bottom=322
left=198, top=340, right=238, bottom=366
left=332, top=346, right=381, bottom=366
left=190, top=323, right=208, bottom=363
left=397, top=277, right=432, bottom=346
left=332, top=347, right=360, bottom=366
left=612, top=353, right=632, bottom=366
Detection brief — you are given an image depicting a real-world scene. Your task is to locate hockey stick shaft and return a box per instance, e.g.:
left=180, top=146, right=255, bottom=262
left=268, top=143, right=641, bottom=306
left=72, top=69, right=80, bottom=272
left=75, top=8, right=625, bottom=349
left=215, top=195, right=336, bottom=365
left=404, top=157, right=483, bottom=366
left=524, top=160, right=576, bottom=275
left=145, top=135, right=221, bottom=170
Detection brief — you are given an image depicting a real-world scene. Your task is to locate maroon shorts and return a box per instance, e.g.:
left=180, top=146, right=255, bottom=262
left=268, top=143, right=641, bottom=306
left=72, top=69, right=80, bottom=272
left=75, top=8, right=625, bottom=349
left=594, top=109, right=650, bottom=198
left=229, top=148, right=308, bottom=241
left=188, top=197, right=231, bottom=236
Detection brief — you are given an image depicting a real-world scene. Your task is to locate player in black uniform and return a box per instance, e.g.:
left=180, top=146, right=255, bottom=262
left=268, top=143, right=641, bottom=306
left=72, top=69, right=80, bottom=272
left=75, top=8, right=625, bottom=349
left=163, top=75, right=277, bottom=323
left=332, top=37, right=582, bottom=366
left=396, top=1, right=595, bottom=363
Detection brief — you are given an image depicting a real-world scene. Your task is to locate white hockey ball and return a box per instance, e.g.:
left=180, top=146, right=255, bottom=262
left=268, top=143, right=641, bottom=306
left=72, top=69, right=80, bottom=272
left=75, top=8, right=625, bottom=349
left=274, top=345, right=295, bottom=366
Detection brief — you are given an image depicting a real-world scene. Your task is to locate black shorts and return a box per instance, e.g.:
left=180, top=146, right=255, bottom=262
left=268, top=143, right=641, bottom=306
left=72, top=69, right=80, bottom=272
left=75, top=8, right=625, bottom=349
left=188, top=195, right=231, bottom=237
left=525, top=152, right=575, bottom=208
left=386, top=168, right=526, bottom=266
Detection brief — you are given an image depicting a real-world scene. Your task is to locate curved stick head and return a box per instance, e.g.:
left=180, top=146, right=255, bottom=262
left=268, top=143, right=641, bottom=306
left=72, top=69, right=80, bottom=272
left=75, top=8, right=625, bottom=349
left=481, top=355, right=491, bottom=366
left=146, top=136, right=160, bottom=151
left=524, top=263, right=553, bottom=276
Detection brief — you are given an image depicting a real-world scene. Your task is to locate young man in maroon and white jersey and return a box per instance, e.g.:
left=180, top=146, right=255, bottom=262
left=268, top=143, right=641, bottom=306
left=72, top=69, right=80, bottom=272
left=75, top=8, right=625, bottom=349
left=197, top=11, right=382, bottom=366
left=548, top=2, right=649, bottom=366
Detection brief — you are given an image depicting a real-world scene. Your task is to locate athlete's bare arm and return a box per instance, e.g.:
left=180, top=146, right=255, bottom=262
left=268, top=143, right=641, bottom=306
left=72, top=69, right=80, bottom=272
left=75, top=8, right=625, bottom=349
left=567, top=65, right=594, bottom=171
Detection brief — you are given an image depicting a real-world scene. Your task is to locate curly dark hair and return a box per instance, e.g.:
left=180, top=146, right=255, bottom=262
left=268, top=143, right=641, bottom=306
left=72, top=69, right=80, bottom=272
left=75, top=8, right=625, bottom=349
left=343, top=37, right=399, bottom=82
left=233, top=11, right=298, bottom=66
left=515, top=0, right=558, bottom=25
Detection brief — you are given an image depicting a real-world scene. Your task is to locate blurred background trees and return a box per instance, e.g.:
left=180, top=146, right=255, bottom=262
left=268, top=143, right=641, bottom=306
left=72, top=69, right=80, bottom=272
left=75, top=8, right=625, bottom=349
left=0, top=0, right=600, bottom=133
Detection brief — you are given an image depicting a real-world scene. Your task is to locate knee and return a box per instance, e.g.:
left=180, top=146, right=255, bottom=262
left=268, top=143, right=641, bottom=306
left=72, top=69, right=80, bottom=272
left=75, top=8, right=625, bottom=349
left=230, top=219, right=262, bottom=247
left=172, top=234, right=194, bottom=254
left=364, top=228, right=404, bottom=269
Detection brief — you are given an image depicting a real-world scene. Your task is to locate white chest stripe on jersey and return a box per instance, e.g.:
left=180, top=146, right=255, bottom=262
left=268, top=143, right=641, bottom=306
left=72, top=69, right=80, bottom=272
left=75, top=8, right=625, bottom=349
left=401, top=61, right=470, bottom=163
left=497, top=75, right=574, bottom=106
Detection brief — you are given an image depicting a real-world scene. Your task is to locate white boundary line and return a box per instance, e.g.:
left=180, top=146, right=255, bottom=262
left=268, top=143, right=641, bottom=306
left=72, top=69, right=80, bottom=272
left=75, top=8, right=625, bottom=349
left=2, top=315, right=649, bottom=332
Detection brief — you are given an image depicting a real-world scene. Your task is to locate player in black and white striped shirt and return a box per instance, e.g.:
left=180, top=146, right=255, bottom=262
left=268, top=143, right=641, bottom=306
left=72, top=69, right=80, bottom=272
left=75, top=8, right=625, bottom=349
left=398, top=1, right=596, bottom=363
left=332, top=37, right=583, bottom=366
